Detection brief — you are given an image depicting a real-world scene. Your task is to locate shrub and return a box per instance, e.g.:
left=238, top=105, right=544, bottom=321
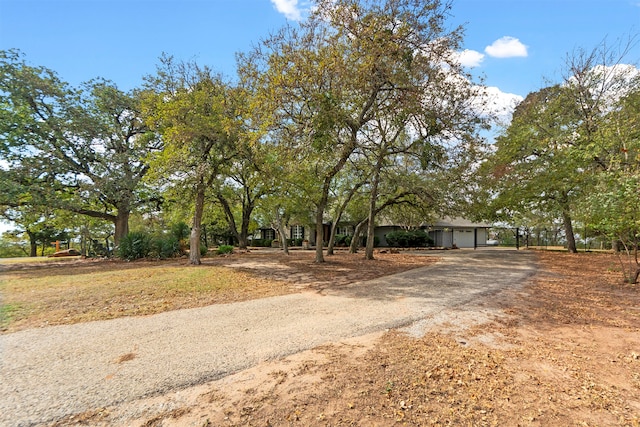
left=151, top=235, right=181, bottom=259
left=385, top=230, right=433, bottom=248
left=117, top=231, right=152, bottom=260
left=170, top=222, right=190, bottom=241
left=169, top=222, right=190, bottom=254
left=217, top=244, right=234, bottom=255
left=335, top=234, right=348, bottom=246
left=250, top=239, right=272, bottom=247
left=200, top=243, right=209, bottom=256
left=285, top=238, right=304, bottom=246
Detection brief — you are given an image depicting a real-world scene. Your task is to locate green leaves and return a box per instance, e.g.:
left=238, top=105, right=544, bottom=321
left=0, top=50, right=155, bottom=243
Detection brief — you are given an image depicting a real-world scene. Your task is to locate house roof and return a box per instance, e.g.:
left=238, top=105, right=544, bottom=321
left=377, top=216, right=492, bottom=229
left=431, top=216, right=492, bottom=228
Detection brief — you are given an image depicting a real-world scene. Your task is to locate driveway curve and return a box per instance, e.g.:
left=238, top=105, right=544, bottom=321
left=0, top=249, right=535, bottom=426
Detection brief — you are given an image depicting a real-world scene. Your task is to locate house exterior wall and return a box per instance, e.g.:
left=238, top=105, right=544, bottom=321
left=255, top=218, right=489, bottom=249
left=430, top=229, right=454, bottom=247
left=374, top=226, right=398, bottom=247
left=453, top=229, right=474, bottom=248
left=256, top=226, right=307, bottom=242
left=376, top=226, right=489, bottom=249
left=450, top=228, right=488, bottom=248
left=476, top=228, right=487, bottom=246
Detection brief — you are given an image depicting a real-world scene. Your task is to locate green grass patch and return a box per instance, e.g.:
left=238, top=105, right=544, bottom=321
left=0, top=302, right=26, bottom=331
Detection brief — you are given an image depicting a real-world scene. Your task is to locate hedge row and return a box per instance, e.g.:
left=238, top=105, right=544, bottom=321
left=385, top=230, right=433, bottom=247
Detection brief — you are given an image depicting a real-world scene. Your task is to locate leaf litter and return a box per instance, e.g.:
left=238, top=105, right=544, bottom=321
left=14, top=250, right=640, bottom=426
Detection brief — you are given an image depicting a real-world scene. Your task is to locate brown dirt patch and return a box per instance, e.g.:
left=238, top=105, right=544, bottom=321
left=204, top=248, right=440, bottom=291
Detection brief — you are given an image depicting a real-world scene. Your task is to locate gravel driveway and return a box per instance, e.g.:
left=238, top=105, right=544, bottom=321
left=0, top=249, right=535, bottom=426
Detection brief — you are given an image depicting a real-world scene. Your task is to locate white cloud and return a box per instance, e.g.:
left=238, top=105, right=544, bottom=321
left=271, top=0, right=302, bottom=21
left=485, top=36, right=528, bottom=58
left=483, top=86, right=524, bottom=124
left=566, top=63, right=640, bottom=106
left=456, top=49, right=485, bottom=68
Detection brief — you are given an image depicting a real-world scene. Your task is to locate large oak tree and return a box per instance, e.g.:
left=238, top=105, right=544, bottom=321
left=0, top=50, right=157, bottom=245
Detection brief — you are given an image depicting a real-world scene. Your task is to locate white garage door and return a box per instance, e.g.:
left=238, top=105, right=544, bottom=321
left=453, top=229, right=475, bottom=248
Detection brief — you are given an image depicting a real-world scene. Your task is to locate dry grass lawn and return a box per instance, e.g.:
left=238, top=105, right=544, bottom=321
left=0, top=250, right=437, bottom=333
left=0, top=258, right=293, bottom=332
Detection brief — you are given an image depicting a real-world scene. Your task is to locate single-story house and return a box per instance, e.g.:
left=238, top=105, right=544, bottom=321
left=255, top=217, right=491, bottom=249
left=375, top=217, right=491, bottom=249
left=254, top=224, right=317, bottom=244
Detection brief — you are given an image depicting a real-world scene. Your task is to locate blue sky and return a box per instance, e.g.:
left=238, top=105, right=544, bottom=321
left=1, top=0, right=638, bottom=99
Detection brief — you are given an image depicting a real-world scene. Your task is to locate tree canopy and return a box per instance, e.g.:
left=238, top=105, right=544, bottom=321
left=0, top=50, right=158, bottom=245
left=2, top=2, right=637, bottom=287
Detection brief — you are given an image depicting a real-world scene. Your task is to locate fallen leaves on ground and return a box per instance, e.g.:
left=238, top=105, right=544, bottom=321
left=142, top=251, right=640, bottom=427
left=12, top=250, right=640, bottom=426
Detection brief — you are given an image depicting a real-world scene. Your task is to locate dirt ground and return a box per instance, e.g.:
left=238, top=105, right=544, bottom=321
left=50, top=249, right=640, bottom=427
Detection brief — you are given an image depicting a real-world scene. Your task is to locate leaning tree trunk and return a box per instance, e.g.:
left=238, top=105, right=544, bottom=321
left=313, top=136, right=358, bottom=263
left=615, top=239, right=640, bottom=284
left=327, top=181, right=364, bottom=256
left=189, top=179, right=206, bottom=265
left=632, top=264, right=640, bottom=285
left=217, top=194, right=242, bottom=248
left=349, top=219, right=367, bottom=254
left=326, top=214, right=342, bottom=256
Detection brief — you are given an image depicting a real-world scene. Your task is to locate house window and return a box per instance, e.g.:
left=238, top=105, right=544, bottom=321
left=336, top=226, right=349, bottom=235
left=263, top=228, right=276, bottom=240
left=291, top=225, right=304, bottom=240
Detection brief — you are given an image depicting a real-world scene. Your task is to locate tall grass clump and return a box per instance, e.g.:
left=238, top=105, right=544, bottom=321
left=117, top=231, right=152, bottom=260
left=117, top=231, right=183, bottom=260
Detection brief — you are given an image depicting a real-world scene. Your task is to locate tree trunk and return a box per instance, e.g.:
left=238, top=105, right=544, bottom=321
left=313, top=133, right=358, bottom=263
left=27, top=230, right=37, bottom=257
left=275, top=210, right=289, bottom=256
left=113, top=210, right=130, bottom=246
left=632, top=265, right=640, bottom=285
left=562, top=209, right=577, bottom=253
left=238, top=195, right=254, bottom=250
left=349, top=218, right=367, bottom=254
left=365, top=157, right=383, bottom=260
left=327, top=181, right=365, bottom=256
left=202, top=223, right=208, bottom=248
left=314, top=207, right=325, bottom=263
left=217, top=193, right=242, bottom=248
left=189, top=179, right=206, bottom=265
left=326, top=214, right=342, bottom=256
